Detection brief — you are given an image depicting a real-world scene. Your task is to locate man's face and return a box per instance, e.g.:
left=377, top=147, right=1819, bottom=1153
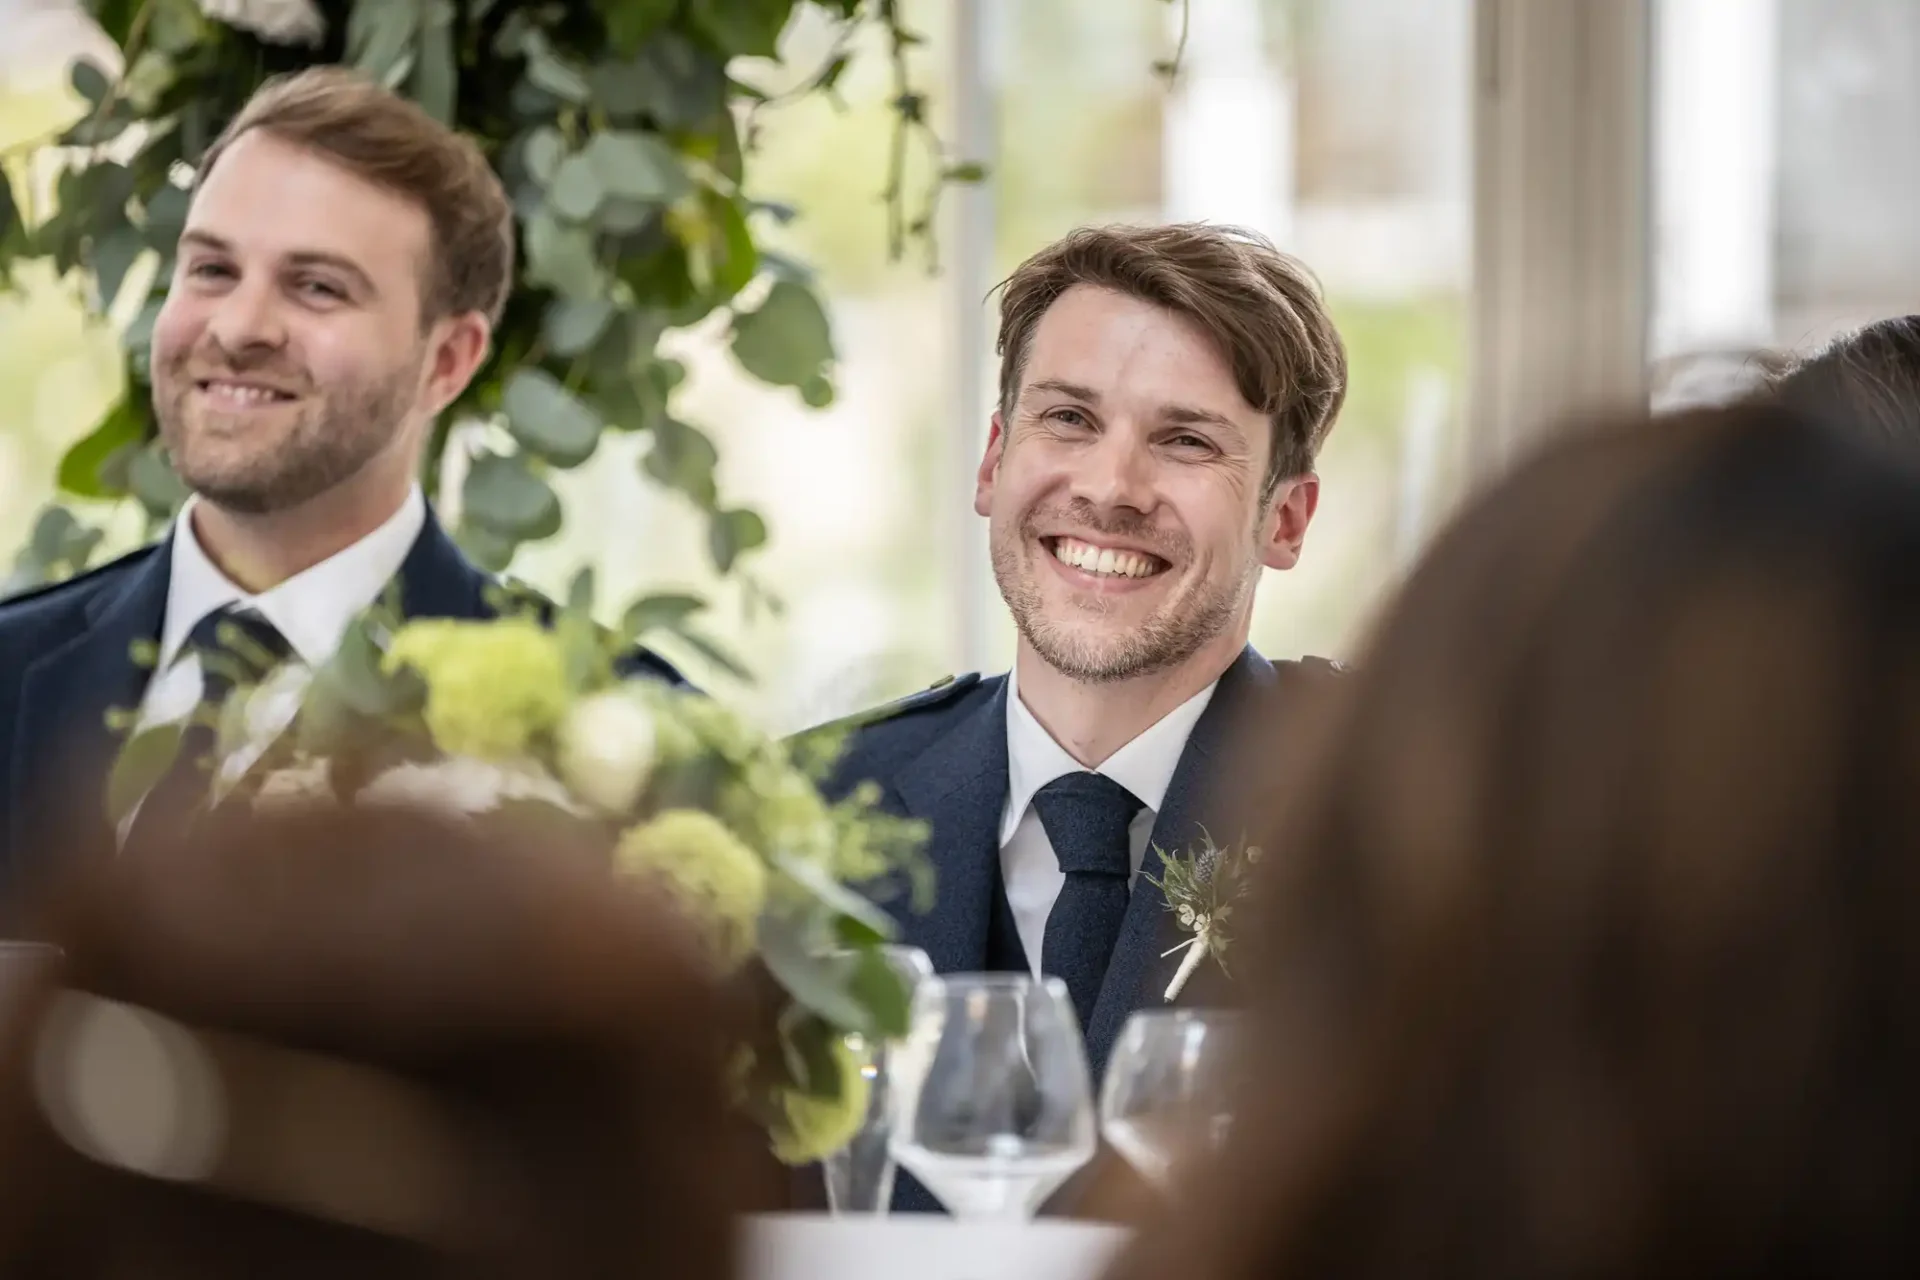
left=978, top=284, right=1319, bottom=684
left=151, top=130, right=483, bottom=515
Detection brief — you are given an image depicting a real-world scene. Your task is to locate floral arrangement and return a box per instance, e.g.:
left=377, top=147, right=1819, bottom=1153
left=107, top=576, right=929, bottom=1164
left=1145, top=828, right=1261, bottom=1001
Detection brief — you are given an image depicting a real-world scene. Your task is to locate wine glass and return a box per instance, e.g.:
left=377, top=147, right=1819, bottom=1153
left=821, top=943, right=934, bottom=1215
left=887, top=973, right=1097, bottom=1219
left=1098, top=1008, right=1242, bottom=1191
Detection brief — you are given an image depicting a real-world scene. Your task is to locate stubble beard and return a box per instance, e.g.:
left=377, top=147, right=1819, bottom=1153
left=990, top=502, right=1255, bottom=685
left=156, top=351, right=422, bottom=517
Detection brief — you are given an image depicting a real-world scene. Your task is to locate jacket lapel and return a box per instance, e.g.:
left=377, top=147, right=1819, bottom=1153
left=397, top=508, right=494, bottom=622
left=1082, top=647, right=1276, bottom=1078
left=10, top=545, right=174, bottom=869
left=891, top=680, right=1010, bottom=976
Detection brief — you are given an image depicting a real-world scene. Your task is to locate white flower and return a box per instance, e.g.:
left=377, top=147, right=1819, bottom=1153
left=357, top=757, right=581, bottom=820
left=554, top=691, right=658, bottom=816
left=1176, top=903, right=1197, bottom=929
left=198, top=0, right=326, bottom=47
left=252, top=758, right=334, bottom=814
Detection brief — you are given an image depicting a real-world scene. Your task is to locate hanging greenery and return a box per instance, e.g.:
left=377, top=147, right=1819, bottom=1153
left=0, top=0, right=972, bottom=670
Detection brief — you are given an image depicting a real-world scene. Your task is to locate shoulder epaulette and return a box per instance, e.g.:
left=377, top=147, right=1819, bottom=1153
left=817, top=672, right=984, bottom=736
left=0, top=543, right=158, bottom=613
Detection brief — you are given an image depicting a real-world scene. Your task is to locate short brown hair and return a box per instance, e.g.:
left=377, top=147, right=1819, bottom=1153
left=194, top=67, right=514, bottom=327
left=995, top=223, right=1348, bottom=494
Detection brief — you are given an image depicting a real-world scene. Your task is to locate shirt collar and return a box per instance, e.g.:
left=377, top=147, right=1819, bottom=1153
left=158, top=486, right=427, bottom=671
left=1000, top=664, right=1219, bottom=846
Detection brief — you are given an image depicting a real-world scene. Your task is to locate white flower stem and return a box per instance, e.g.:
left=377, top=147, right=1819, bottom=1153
left=1163, top=932, right=1209, bottom=1001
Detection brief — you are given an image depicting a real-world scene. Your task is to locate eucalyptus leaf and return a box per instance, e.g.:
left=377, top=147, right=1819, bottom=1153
left=542, top=296, right=615, bottom=356
left=524, top=34, right=592, bottom=103
left=464, top=452, right=562, bottom=539
left=759, top=915, right=874, bottom=1032
left=547, top=153, right=604, bottom=223
left=142, top=184, right=190, bottom=251
left=782, top=1014, right=844, bottom=1098
left=91, top=223, right=146, bottom=313
left=622, top=592, right=706, bottom=637
left=347, top=0, right=417, bottom=84
left=584, top=131, right=691, bottom=203
left=731, top=280, right=834, bottom=389
left=70, top=59, right=112, bottom=106
left=412, top=0, right=459, bottom=124
left=523, top=212, right=604, bottom=299
left=704, top=191, right=758, bottom=301
left=453, top=521, right=518, bottom=573
left=630, top=34, right=728, bottom=129
left=775, top=852, right=900, bottom=945
left=708, top=508, right=768, bottom=574
left=522, top=127, right=566, bottom=184
left=0, top=172, right=17, bottom=248
left=106, top=722, right=184, bottom=828
left=58, top=399, right=146, bottom=498
left=690, top=0, right=796, bottom=58
left=603, top=0, right=677, bottom=56
left=642, top=418, right=719, bottom=508
left=847, top=947, right=912, bottom=1038
left=502, top=368, right=601, bottom=468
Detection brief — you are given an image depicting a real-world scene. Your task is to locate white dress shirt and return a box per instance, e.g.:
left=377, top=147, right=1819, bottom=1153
left=133, top=486, right=427, bottom=787
left=998, top=668, right=1218, bottom=977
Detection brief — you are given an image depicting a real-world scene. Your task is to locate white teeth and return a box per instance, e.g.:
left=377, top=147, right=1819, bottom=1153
left=1049, top=537, right=1160, bottom=579
left=202, top=381, right=287, bottom=406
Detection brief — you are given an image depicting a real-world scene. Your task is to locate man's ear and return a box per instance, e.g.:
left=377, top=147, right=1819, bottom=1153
left=974, top=414, right=1006, bottom=518
left=1261, top=473, right=1320, bottom=571
left=420, top=312, right=492, bottom=417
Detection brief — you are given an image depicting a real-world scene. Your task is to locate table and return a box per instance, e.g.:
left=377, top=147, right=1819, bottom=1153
left=741, top=1213, right=1131, bottom=1280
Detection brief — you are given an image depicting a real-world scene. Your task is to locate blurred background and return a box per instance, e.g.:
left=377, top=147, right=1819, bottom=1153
left=2, top=0, right=1916, bottom=731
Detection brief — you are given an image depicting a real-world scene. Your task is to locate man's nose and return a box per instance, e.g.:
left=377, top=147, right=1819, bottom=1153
left=1070, top=426, right=1156, bottom=514
left=204, top=276, right=287, bottom=356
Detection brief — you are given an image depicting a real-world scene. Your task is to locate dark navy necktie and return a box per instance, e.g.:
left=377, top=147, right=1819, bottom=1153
left=124, top=606, right=293, bottom=851
left=1035, top=772, right=1144, bottom=1032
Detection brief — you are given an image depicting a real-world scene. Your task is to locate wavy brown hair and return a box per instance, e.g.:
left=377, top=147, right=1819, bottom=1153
left=1108, top=403, right=1920, bottom=1279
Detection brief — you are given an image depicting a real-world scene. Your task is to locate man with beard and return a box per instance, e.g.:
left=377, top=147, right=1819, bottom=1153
left=0, top=68, right=680, bottom=900
left=824, top=224, right=1348, bottom=1092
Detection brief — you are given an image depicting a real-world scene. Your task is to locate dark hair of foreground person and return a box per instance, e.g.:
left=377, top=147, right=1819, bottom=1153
left=0, top=806, right=755, bottom=1279
left=1106, top=402, right=1920, bottom=1279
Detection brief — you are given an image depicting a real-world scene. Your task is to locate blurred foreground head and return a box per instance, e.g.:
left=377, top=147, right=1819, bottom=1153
left=1773, top=314, right=1920, bottom=448
left=1111, top=403, right=1920, bottom=1279
left=0, top=808, right=744, bottom=1278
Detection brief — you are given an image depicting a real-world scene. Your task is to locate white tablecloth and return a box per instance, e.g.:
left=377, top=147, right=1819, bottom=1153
left=741, top=1213, right=1130, bottom=1280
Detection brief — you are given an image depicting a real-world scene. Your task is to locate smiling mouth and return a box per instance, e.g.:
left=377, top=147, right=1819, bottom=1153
left=194, top=378, right=299, bottom=407
left=1042, top=535, right=1170, bottom=580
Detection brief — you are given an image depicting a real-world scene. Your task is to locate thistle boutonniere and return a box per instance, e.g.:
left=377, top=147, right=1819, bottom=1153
left=1145, top=828, right=1262, bottom=1001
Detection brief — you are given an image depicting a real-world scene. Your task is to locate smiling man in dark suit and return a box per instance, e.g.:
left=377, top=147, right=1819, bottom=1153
left=0, top=68, right=680, bottom=903
left=825, top=223, right=1348, bottom=1108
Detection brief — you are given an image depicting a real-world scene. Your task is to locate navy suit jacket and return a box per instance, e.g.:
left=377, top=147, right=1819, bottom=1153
left=815, top=646, right=1338, bottom=1213
left=0, top=508, right=684, bottom=910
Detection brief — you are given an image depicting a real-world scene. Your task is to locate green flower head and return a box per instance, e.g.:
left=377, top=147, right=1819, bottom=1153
left=383, top=618, right=570, bottom=761
left=616, top=810, right=767, bottom=966
left=768, top=1036, right=870, bottom=1165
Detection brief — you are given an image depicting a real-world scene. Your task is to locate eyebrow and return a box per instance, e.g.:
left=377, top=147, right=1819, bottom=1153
left=1024, top=376, right=1247, bottom=441
left=1022, top=378, right=1101, bottom=404
left=178, top=230, right=379, bottom=297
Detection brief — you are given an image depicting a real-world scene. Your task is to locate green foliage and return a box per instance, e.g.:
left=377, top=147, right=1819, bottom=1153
left=0, top=0, right=963, bottom=644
